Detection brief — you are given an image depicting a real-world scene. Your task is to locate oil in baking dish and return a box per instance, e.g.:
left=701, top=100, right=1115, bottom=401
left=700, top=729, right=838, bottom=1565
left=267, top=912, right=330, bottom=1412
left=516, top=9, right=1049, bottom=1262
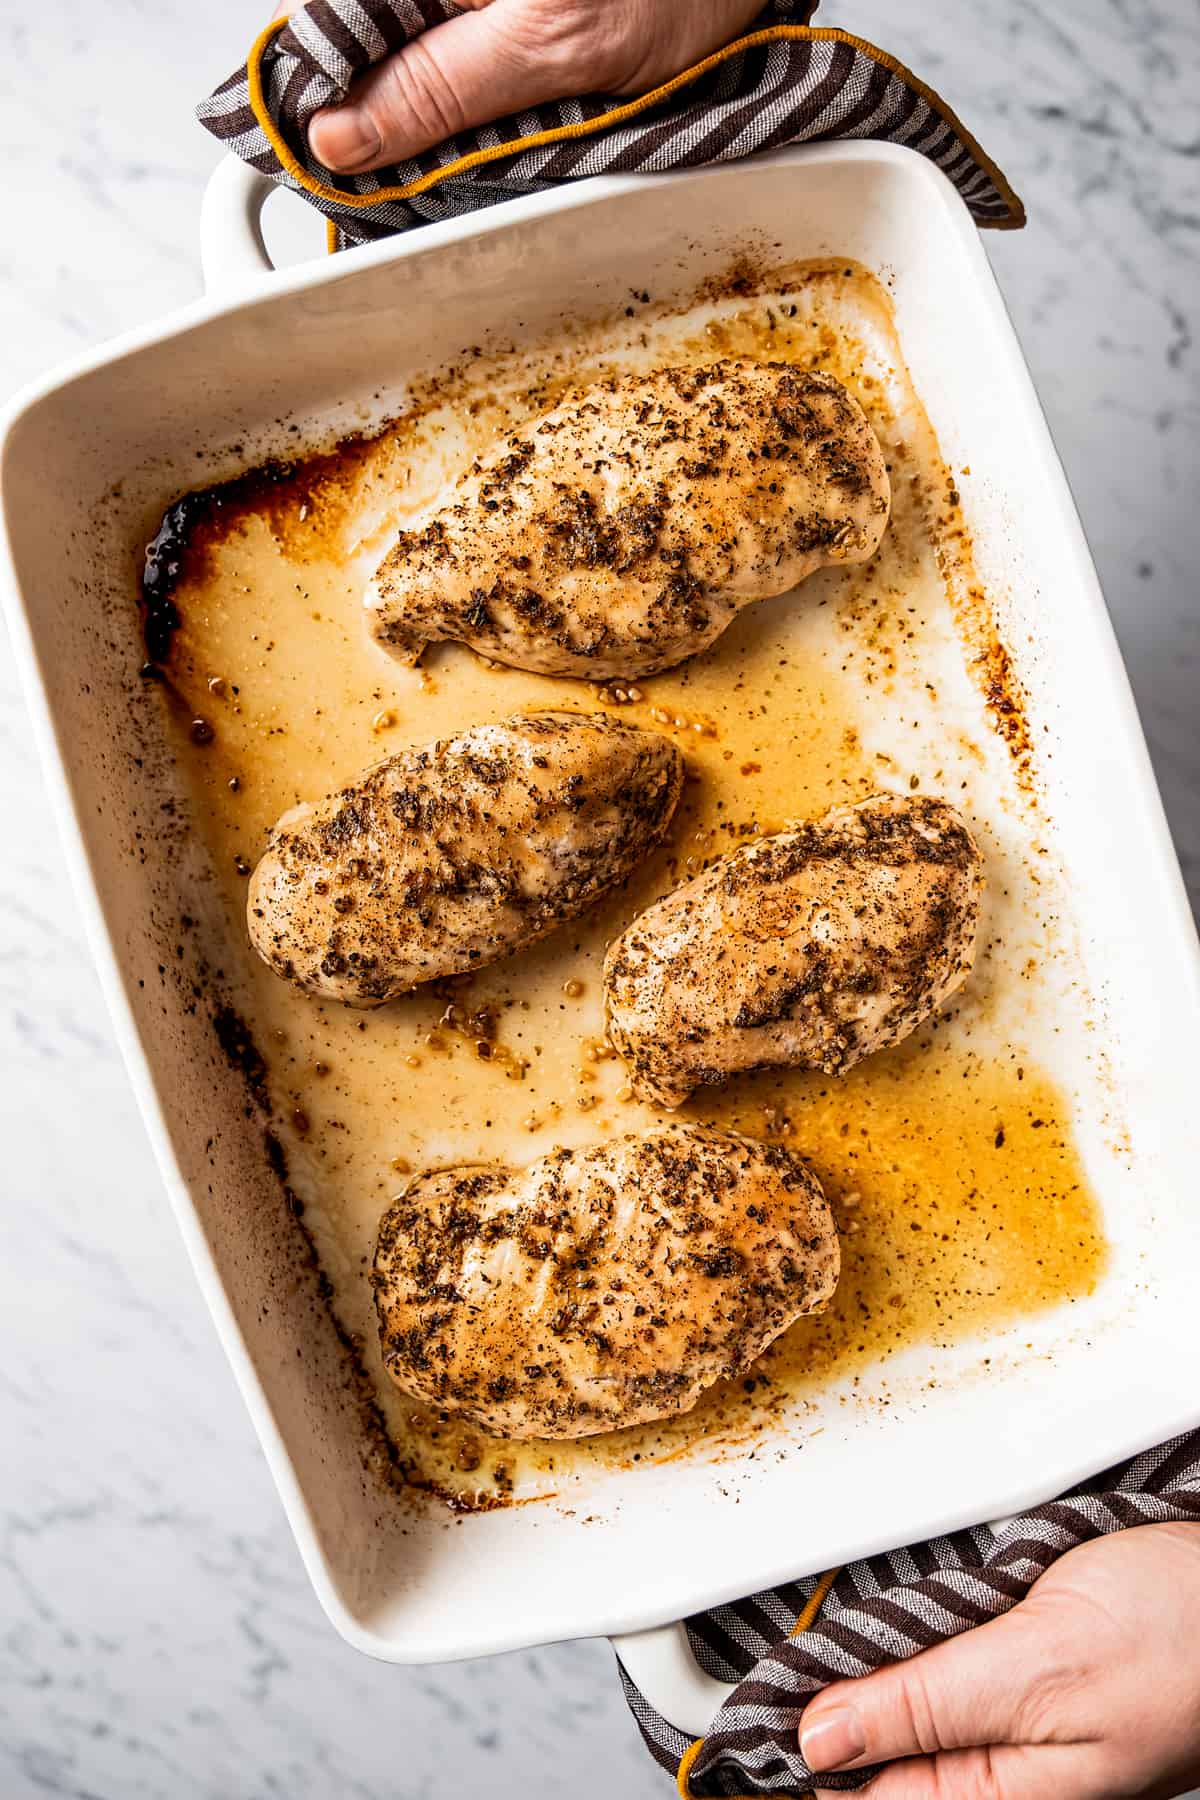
left=145, top=260, right=1108, bottom=1507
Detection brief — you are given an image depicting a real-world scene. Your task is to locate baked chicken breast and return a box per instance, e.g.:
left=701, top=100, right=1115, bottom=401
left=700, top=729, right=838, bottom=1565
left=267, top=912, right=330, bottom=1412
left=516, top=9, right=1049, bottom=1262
left=366, top=360, right=890, bottom=680
left=247, top=711, right=682, bottom=1004
left=604, top=794, right=983, bottom=1108
left=372, top=1124, right=839, bottom=1439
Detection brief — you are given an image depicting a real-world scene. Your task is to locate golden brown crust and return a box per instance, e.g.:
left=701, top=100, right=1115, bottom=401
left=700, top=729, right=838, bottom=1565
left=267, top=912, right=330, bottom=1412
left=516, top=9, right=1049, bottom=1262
left=247, top=710, right=683, bottom=1004
left=604, top=793, right=984, bottom=1108
left=366, top=360, right=890, bottom=679
left=372, top=1124, right=839, bottom=1439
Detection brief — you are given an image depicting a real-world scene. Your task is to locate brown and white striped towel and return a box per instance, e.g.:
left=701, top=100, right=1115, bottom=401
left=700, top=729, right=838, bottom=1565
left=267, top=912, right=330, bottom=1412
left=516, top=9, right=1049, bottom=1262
left=197, top=0, right=1024, bottom=251
left=621, top=1430, right=1200, bottom=1795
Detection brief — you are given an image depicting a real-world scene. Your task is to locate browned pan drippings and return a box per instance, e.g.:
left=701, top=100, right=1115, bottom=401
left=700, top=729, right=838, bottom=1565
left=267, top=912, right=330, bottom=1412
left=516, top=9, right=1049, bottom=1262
left=141, top=260, right=1108, bottom=1510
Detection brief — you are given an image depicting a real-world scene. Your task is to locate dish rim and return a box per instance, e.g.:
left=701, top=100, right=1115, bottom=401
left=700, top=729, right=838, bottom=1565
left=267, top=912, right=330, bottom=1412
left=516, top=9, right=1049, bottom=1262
left=4, top=139, right=1199, bottom=1664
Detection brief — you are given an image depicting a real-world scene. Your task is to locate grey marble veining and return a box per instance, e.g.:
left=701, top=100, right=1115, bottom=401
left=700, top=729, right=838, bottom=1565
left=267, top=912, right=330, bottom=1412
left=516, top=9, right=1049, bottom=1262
left=0, top=1, right=1196, bottom=1795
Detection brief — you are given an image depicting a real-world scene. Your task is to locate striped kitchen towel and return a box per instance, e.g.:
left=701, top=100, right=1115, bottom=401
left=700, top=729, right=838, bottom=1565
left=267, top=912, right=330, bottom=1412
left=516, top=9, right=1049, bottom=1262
left=197, top=1, right=1024, bottom=251
left=620, top=1430, right=1200, bottom=1795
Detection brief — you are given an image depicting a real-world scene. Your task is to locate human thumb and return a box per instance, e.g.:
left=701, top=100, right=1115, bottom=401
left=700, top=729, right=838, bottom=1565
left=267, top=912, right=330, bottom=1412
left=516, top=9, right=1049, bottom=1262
left=799, top=1605, right=1046, bottom=1776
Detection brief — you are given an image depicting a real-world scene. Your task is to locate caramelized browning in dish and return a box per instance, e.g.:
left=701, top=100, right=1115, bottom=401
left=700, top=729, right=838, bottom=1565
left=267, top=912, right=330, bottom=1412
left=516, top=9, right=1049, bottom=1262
left=605, top=793, right=983, bottom=1108
left=372, top=1124, right=839, bottom=1439
left=247, top=710, right=683, bottom=1005
left=367, top=360, right=890, bottom=679
left=143, top=260, right=1111, bottom=1507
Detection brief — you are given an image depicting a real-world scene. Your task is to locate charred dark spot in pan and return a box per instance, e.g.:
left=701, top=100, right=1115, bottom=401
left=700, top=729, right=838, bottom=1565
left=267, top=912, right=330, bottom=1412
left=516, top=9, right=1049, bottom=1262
left=208, top=996, right=522, bottom=1514
left=207, top=998, right=422, bottom=1499
left=212, top=1002, right=269, bottom=1105
left=138, top=433, right=382, bottom=669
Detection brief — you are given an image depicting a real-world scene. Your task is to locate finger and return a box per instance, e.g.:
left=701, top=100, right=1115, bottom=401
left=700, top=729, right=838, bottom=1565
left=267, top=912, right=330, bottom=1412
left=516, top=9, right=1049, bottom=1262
left=800, top=1607, right=1048, bottom=1775
left=307, top=3, right=568, bottom=174
left=855, top=1742, right=1092, bottom=1800
left=857, top=1747, right=1016, bottom=1798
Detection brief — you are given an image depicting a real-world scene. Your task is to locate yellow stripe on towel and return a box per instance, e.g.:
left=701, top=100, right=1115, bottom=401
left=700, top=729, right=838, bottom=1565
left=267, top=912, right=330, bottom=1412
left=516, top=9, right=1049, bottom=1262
left=243, top=18, right=1024, bottom=228
left=676, top=1567, right=841, bottom=1799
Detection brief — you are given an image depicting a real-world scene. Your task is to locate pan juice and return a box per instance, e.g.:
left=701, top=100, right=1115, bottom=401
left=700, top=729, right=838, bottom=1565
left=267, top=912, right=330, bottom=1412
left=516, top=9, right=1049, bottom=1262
left=149, top=261, right=1108, bottom=1508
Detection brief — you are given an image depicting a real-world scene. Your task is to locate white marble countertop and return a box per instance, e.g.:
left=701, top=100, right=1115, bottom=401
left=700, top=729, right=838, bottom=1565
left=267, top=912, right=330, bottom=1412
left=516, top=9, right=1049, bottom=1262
left=1, top=2, right=1196, bottom=1794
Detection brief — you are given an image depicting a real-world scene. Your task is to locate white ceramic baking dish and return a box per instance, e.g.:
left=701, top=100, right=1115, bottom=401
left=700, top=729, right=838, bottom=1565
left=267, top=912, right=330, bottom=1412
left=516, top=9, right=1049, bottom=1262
left=4, top=144, right=1199, bottom=1731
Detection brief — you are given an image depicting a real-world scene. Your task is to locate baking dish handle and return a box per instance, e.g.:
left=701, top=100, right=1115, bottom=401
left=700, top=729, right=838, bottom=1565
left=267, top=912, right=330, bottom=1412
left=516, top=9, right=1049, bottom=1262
left=201, top=155, right=276, bottom=292
left=611, top=1620, right=735, bottom=1737
left=612, top=1513, right=1023, bottom=1735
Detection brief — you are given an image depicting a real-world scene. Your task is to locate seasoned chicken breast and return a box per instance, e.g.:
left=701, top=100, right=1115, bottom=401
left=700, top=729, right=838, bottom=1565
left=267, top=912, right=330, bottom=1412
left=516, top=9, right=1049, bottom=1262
left=605, top=794, right=983, bottom=1109
left=372, top=1124, right=839, bottom=1439
left=366, top=360, right=890, bottom=680
left=247, top=711, right=682, bottom=1005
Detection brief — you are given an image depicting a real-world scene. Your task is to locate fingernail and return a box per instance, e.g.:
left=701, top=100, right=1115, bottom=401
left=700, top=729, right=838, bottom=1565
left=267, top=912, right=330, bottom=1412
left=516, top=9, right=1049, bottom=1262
left=308, top=105, right=382, bottom=172
left=800, top=1707, right=866, bottom=1773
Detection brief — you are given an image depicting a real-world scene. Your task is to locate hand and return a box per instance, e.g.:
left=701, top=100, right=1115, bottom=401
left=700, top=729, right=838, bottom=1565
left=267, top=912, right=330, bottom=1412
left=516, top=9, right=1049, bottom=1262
left=280, top=0, right=767, bottom=175
left=799, top=1523, right=1200, bottom=1798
